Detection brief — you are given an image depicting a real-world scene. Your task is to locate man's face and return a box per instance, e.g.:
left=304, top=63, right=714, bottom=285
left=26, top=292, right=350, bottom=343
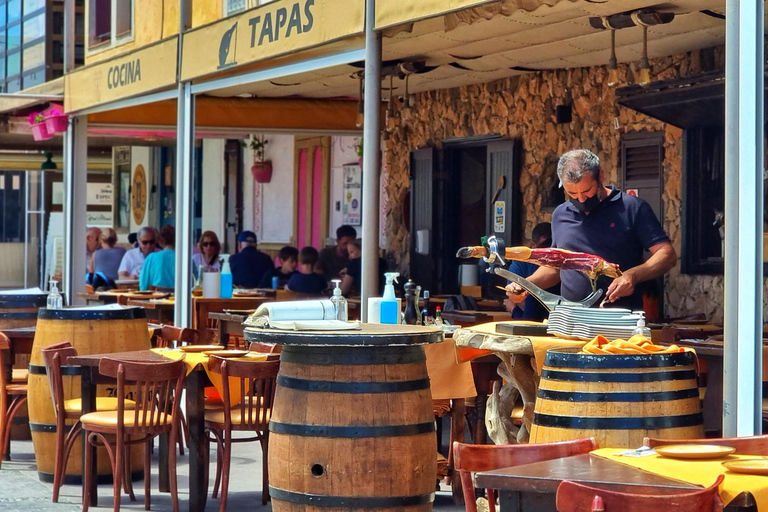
left=86, top=230, right=101, bottom=252
left=280, top=257, right=298, bottom=273
left=139, top=232, right=156, bottom=256
left=347, top=244, right=361, bottom=259
left=336, top=236, right=354, bottom=258
left=563, top=174, right=600, bottom=203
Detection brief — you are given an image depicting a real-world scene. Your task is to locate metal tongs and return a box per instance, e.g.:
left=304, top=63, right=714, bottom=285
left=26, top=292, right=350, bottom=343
left=479, top=235, right=603, bottom=312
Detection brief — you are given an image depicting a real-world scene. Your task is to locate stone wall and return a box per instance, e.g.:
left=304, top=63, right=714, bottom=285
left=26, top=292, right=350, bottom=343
left=384, top=46, right=736, bottom=320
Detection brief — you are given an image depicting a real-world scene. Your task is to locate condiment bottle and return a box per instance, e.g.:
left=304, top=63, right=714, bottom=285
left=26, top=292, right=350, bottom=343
left=220, top=255, right=233, bottom=299
left=434, top=306, right=443, bottom=326
left=330, top=279, right=348, bottom=321
left=403, top=280, right=420, bottom=325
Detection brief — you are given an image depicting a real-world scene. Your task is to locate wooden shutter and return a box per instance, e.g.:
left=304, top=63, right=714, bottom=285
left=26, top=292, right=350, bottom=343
left=485, top=140, right=521, bottom=248
left=410, top=148, right=434, bottom=291
left=621, top=131, right=664, bottom=221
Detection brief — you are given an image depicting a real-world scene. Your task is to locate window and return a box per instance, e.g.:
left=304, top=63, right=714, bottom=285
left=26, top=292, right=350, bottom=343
left=22, top=41, right=44, bottom=69
left=88, top=0, right=132, bottom=50
left=22, top=68, right=42, bottom=88
left=22, top=12, right=43, bottom=43
left=6, top=50, right=19, bottom=76
left=224, top=0, right=275, bottom=16
left=7, top=22, right=19, bottom=48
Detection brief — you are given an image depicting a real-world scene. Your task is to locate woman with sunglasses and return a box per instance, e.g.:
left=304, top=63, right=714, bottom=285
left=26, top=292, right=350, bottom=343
left=193, top=231, right=222, bottom=277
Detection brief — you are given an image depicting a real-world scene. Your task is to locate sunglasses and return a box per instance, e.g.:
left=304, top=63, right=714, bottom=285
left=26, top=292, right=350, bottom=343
left=202, top=241, right=216, bottom=247
left=140, top=239, right=155, bottom=245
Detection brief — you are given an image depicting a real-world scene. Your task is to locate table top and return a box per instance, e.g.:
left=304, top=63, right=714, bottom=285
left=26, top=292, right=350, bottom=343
left=243, top=323, right=443, bottom=346
left=69, top=349, right=172, bottom=367
left=208, top=312, right=249, bottom=322
left=126, top=298, right=176, bottom=310
left=475, top=453, right=698, bottom=494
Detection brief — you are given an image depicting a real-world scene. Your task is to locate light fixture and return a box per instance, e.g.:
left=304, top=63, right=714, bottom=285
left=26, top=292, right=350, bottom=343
left=637, top=25, right=651, bottom=86
left=355, top=76, right=364, bottom=128
left=40, top=152, right=56, bottom=170
left=385, top=75, right=396, bottom=132
left=607, top=29, right=619, bottom=87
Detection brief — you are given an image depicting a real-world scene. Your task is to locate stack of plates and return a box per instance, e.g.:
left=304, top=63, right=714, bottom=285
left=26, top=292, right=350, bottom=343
left=547, top=305, right=645, bottom=340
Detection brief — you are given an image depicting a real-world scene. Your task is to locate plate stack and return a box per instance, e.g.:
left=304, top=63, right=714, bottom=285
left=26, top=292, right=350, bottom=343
left=547, top=305, right=645, bottom=340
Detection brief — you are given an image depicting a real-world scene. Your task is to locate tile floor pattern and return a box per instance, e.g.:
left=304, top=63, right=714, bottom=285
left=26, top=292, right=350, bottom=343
left=1, top=435, right=465, bottom=511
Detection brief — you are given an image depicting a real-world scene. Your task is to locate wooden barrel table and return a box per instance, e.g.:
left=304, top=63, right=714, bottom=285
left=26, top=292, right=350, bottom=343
left=530, top=348, right=704, bottom=448
left=27, top=306, right=151, bottom=483
left=245, top=324, right=443, bottom=512
left=0, top=291, right=48, bottom=440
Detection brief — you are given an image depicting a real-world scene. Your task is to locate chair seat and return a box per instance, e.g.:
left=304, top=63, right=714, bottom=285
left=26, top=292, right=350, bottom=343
left=81, top=410, right=171, bottom=428
left=64, top=397, right=136, bottom=415
left=205, top=408, right=271, bottom=426
left=6, top=383, right=27, bottom=394
left=11, top=368, right=28, bottom=382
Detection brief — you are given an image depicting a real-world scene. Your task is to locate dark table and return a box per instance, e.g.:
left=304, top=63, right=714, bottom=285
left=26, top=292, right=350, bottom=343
left=475, top=453, right=754, bottom=511
left=208, top=311, right=247, bottom=348
left=68, top=349, right=210, bottom=512
left=125, top=299, right=175, bottom=324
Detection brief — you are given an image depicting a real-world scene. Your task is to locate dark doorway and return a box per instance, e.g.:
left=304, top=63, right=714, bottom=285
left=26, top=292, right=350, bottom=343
left=223, top=140, right=244, bottom=254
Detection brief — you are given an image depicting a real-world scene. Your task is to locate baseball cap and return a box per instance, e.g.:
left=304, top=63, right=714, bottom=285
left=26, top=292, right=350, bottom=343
left=237, top=230, right=257, bottom=244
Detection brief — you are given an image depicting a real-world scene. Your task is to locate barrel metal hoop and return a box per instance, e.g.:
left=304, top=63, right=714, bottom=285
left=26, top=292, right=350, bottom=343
left=28, top=364, right=82, bottom=376
left=37, top=306, right=147, bottom=320
left=0, top=312, right=39, bottom=319
left=269, top=421, right=436, bottom=437
left=0, top=297, right=48, bottom=307
left=279, top=345, right=426, bottom=365
left=537, top=388, right=700, bottom=402
left=268, top=487, right=435, bottom=507
left=544, top=350, right=695, bottom=368
left=541, top=369, right=697, bottom=383
left=277, top=375, right=430, bottom=394
left=29, top=422, right=77, bottom=433
left=533, top=412, right=704, bottom=430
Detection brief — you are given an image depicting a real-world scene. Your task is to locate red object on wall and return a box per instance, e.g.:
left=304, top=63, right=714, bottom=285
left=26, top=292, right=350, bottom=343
left=251, top=161, right=273, bottom=183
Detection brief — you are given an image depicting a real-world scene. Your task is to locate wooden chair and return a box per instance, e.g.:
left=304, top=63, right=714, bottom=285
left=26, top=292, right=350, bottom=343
left=41, top=341, right=138, bottom=502
left=149, top=285, right=175, bottom=293
left=453, top=438, right=599, bottom=512
left=154, top=324, right=200, bottom=349
left=205, top=357, right=280, bottom=510
left=80, top=357, right=186, bottom=512
left=556, top=474, right=724, bottom=512
left=248, top=341, right=282, bottom=355
left=644, top=434, right=768, bottom=454
left=0, top=332, right=27, bottom=467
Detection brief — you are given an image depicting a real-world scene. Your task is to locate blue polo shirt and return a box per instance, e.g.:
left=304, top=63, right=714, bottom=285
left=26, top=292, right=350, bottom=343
left=551, top=187, right=669, bottom=310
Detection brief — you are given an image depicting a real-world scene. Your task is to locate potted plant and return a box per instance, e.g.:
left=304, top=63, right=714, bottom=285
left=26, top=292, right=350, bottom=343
left=247, top=135, right=272, bottom=183
left=28, top=111, right=53, bottom=141
left=355, top=137, right=363, bottom=168
left=44, top=108, right=68, bottom=134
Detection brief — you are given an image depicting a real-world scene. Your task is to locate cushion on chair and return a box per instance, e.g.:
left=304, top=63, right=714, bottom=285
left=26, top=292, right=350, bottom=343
left=80, top=410, right=170, bottom=428
left=204, top=408, right=271, bottom=425
left=64, top=397, right=136, bottom=415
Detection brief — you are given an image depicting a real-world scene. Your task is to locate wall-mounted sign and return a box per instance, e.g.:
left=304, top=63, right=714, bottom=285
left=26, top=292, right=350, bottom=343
left=181, top=0, right=364, bottom=81
left=132, top=164, right=147, bottom=225
left=86, top=211, right=113, bottom=226
left=342, top=163, right=361, bottom=226
left=51, top=182, right=113, bottom=206
left=375, top=0, right=495, bottom=30
left=494, top=201, right=505, bottom=233
left=64, top=37, right=178, bottom=113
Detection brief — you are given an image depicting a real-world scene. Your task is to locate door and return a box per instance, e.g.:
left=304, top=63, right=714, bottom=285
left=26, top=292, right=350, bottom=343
left=294, top=136, right=331, bottom=249
left=224, top=140, right=244, bottom=254
left=410, top=147, right=435, bottom=293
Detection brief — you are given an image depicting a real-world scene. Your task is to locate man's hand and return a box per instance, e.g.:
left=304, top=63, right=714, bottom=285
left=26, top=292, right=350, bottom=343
left=602, top=270, right=637, bottom=305
left=506, top=282, right=528, bottom=303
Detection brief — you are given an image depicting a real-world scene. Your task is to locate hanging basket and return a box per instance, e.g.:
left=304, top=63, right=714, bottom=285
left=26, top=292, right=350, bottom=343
left=31, top=122, right=54, bottom=141
left=44, top=114, right=68, bottom=134
left=251, top=161, right=273, bottom=183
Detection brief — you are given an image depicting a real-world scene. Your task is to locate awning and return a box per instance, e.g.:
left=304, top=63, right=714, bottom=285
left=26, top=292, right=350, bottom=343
left=0, top=77, right=64, bottom=114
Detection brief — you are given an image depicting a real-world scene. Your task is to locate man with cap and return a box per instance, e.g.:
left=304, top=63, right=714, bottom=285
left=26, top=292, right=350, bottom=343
left=229, top=230, right=274, bottom=289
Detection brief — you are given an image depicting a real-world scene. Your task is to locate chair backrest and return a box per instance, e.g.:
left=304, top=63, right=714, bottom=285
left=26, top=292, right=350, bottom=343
left=208, top=356, right=280, bottom=432
left=453, top=438, right=599, bottom=512
left=644, top=435, right=768, bottom=455
left=248, top=341, right=282, bottom=355
left=41, top=341, right=78, bottom=420
left=0, top=332, right=9, bottom=394
left=155, top=324, right=199, bottom=348
left=98, top=357, right=186, bottom=435
left=443, top=294, right=479, bottom=312
left=556, top=474, right=724, bottom=512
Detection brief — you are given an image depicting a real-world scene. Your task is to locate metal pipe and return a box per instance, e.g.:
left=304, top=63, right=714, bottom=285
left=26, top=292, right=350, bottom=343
left=63, top=0, right=75, bottom=73
left=62, top=116, right=87, bottom=305
left=360, top=0, right=382, bottom=321
left=0, top=94, right=64, bottom=100
left=173, top=82, right=195, bottom=327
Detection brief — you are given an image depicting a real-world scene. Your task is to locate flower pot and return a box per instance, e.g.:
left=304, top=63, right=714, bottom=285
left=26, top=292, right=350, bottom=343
left=31, top=122, right=53, bottom=141
left=44, top=114, right=68, bottom=134
left=251, top=161, right=273, bottom=183
left=358, top=157, right=363, bottom=169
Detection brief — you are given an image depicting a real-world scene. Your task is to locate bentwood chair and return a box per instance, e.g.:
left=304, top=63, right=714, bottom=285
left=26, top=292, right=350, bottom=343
left=153, top=324, right=200, bottom=349
left=205, top=357, right=280, bottom=510
left=80, top=357, right=186, bottom=512
left=0, top=332, right=27, bottom=466
left=453, top=438, right=599, bottom=512
left=644, top=435, right=768, bottom=455
left=556, top=474, right=724, bottom=512
left=41, top=342, right=137, bottom=503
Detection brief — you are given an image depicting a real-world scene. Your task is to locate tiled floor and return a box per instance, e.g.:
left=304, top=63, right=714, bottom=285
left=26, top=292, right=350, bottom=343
left=1, top=435, right=465, bottom=512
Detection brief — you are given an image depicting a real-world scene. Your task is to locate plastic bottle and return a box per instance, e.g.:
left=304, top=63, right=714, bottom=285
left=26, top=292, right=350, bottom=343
left=271, top=275, right=280, bottom=290
left=631, top=317, right=651, bottom=339
left=220, top=255, right=233, bottom=299
left=403, top=280, right=420, bottom=325
left=434, top=306, right=443, bottom=326
left=330, top=279, right=348, bottom=321
left=47, top=280, right=63, bottom=309
left=193, top=264, right=204, bottom=293
left=380, top=272, right=400, bottom=324
left=421, top=290, right=430, bottom=325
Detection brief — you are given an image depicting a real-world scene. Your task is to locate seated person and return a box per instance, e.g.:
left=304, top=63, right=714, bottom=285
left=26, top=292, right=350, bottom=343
left=139, top=225, right=176, bottom=291
left=87, top=227, right=126, bottom=289
left=258, top=246, right=299, bottom=288
left=286, top=247, right=327, bottom=294
left=315, top=224, right=357, bottom=282
left=119, top=226, right=159, bottom=279
left=192, top=230, right=222, bottom=278
left=340, top=239, right=387, bottom=296
left=229, top=230, right=274, bottom=289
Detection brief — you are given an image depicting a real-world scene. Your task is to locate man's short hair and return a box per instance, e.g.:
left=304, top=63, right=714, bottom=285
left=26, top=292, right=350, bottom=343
left=138, top=226, right=158, bottom=239
left=279, top=246, right=299, bottom=261
left=336, top=225, right=357, bottom=240
left=556, top=149, right=600, bottom=185
left=531, top=222, right=552, bottom=246
left=299, top=246, right=319, bottom=266
left=237, top=230, right=257, bottom=244
left=159, top=225, right=175, bottom=247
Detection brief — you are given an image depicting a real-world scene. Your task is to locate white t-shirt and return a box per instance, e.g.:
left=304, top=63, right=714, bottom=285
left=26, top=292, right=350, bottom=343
left=118, top=247, right=147, bottom=278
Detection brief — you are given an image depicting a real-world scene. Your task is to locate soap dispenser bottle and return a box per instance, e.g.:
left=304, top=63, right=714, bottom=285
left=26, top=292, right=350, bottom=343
left=47, top=280, right=63, bottom=309
left=330, top=279, right=348, bottom=321
left=631, top=317, right=651, bottom=338
left=380, top=272, right=400, bottom=324
left=220, top=255, right=233, bottom=299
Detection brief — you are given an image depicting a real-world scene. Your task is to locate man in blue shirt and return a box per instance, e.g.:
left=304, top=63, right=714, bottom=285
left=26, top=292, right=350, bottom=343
left=507, top=149, right=677, bottom=311
left=229, top=230, right=274, bottom=289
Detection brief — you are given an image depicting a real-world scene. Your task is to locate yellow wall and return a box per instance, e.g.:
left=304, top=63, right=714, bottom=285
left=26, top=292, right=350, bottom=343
left=85, top=0, right=180, bottom=64
left=191, top=0, right=224, bottom=28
